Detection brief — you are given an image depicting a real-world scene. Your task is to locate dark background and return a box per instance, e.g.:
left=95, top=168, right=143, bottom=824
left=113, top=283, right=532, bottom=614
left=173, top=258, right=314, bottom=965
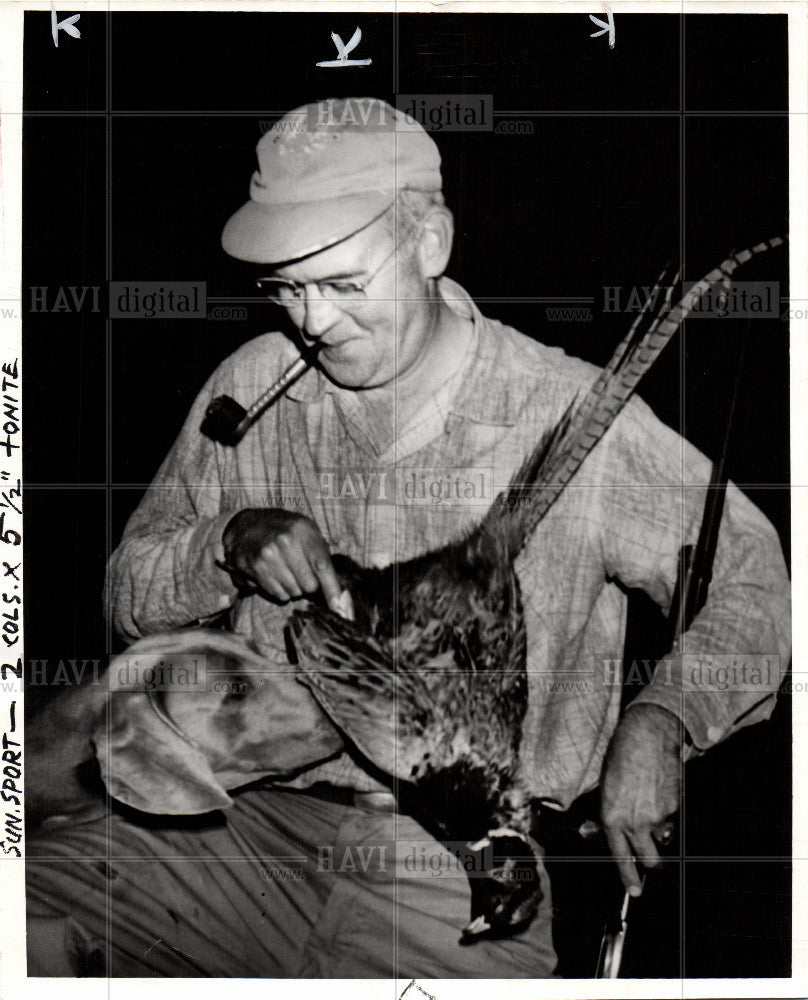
left=23, top=12, right=791, bottom=978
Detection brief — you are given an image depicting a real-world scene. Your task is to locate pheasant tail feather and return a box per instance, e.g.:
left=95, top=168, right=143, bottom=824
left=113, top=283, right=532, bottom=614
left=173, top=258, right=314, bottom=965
left=485, top=237, right=785, bottom=560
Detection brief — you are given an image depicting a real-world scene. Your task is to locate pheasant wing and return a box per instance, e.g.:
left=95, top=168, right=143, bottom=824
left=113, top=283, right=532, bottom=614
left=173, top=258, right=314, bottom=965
left=290, top=606, right=469, bottom=782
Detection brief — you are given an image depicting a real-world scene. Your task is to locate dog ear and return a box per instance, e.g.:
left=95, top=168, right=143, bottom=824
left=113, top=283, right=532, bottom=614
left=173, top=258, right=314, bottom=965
left=92, top=628, right=344, bottom=814
left=90, top=630, right=261, bottom=815
left=92, top=688, right=234, bottom=815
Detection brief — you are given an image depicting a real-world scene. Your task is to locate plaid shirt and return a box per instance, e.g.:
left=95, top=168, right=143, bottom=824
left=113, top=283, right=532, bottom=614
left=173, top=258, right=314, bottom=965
left=106, top=278, right=791, bottom=808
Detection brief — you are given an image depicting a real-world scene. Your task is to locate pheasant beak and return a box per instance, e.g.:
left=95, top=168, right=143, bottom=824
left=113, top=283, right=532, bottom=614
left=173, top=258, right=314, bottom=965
left=330, top=588, right=355, bottom=621
left=460, top=914, right=492, bottom=943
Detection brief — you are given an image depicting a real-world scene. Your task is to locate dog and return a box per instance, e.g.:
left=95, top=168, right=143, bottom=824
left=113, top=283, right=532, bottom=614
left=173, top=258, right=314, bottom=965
left=26, top=629, right=344, bottom=826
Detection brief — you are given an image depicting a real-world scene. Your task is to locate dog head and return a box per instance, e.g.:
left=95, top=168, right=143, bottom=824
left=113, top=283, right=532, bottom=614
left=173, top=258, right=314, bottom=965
left=94, top=629, right=343, bottom=815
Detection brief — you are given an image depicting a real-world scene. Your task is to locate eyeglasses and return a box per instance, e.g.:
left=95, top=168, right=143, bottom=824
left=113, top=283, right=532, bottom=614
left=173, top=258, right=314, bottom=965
left=256, top=219, right=421, bottom=308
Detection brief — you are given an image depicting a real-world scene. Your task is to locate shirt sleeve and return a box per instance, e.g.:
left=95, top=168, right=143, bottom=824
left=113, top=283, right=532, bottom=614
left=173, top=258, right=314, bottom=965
left=105, top=360, right=243, bottom=643
left=590, top=395, right=791, bottom=753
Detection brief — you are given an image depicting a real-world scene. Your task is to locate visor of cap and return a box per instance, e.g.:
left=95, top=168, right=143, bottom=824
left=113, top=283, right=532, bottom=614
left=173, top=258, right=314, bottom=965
left=221, top=189, right=396, bottom=265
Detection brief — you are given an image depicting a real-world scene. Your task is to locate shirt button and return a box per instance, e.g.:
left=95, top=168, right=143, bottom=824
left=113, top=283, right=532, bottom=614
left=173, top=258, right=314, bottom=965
left=706, top=725, right=723, bottom=744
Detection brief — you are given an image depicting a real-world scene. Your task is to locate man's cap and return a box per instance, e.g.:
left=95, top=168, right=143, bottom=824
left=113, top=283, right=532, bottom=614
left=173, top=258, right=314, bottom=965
left=221, top=97, right=442, bottom=265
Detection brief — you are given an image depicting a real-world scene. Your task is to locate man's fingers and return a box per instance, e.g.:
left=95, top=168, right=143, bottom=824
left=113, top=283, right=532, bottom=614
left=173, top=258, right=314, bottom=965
left=604, top=826, right=643, bottom=897
left=604, top=818, right=666, bottom=900
left=334, top=588, right=355, bottom=621
left=227, top=514, right=341, bottom=607
left=311, top=549, right=342, bottom=612
left=627, top=828, right=663, bottom=872
left=276, top=537, right=321, bottom=595
left=255, top=549, right=300, bottom=601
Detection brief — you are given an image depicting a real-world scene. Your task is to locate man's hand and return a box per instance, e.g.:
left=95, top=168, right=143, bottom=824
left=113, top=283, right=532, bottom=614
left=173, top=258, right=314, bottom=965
left=222, top=508, right=343, bottom=610
left=600, top=703, right=683, bottom=896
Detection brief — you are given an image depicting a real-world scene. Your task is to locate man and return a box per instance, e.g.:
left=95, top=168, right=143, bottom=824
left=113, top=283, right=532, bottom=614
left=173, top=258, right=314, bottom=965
left=26, top=97, right=790, bottom=977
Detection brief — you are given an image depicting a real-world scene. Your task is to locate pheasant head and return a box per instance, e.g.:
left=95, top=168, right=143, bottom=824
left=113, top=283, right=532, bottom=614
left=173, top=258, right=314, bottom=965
left=460, top=830, right=542, bottom=944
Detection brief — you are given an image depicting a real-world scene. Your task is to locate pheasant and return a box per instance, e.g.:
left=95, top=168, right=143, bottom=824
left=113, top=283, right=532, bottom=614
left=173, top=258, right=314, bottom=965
left=288, top=239, right=783, bottom=944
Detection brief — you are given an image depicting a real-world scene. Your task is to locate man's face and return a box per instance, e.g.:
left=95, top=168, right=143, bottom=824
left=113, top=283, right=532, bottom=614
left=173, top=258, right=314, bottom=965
left=270, top=215, right=432, bottom=390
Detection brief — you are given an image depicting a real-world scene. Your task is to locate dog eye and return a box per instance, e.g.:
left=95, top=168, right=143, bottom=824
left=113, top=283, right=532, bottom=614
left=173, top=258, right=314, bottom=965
left=221, top=676, right=253, bottom=703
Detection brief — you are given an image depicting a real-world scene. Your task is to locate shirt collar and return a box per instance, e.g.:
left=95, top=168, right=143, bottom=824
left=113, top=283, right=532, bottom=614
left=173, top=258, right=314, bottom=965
left=284, top=276, right=519, bottom=427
